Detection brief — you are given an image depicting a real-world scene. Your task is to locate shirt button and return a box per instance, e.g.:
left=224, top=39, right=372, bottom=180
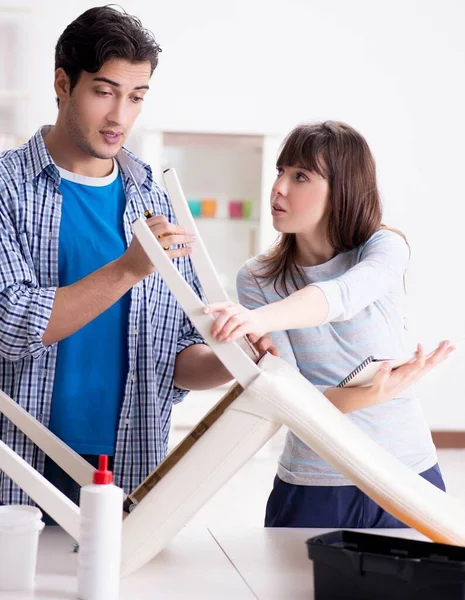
left=134, top=329, right=138, bottom=335
left=124, top=418, right=130, bottom=426
left=130, top=373, right=136, bottom=381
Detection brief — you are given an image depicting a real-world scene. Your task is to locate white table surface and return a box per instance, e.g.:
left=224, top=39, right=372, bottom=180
left=0, top=526, right=429, bottom=600
left=0, top=526, right=256, bottom=600
left=209, top=526, right=428, bottom=600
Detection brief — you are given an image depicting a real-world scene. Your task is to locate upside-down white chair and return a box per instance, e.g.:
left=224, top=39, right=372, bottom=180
left=1, top=168, right=465, bottom=579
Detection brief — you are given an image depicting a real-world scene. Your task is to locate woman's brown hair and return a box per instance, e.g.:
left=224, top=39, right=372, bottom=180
left=255, top=121, right=407, bottom=295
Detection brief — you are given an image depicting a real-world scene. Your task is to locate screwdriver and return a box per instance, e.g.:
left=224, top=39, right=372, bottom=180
left=126, top=165, right=154, bottom=219
left=126, top=165, right=170, bottom=249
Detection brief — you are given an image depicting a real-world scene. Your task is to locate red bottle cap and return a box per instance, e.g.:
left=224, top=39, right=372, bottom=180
left=92, top=455, right=113, bottom=485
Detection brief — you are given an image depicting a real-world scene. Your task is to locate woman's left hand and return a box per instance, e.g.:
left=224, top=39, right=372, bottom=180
left=204, top=302, right=268, bottom=343
left=371, top=340, right=455, bottom=403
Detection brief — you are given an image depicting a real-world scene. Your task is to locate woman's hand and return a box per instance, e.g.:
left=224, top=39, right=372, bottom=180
left=204, top=302, right=269, bottom=342
left=325, top=341, right=455, bottom=413
left=370, top=340, right=455, bottom=404
left=204, top=302, right=279, bottom=355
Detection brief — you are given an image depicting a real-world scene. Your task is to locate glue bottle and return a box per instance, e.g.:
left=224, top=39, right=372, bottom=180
left=77, top=455, right=123, bottom=600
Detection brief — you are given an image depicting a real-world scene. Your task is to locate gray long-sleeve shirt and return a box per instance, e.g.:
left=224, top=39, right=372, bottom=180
left=237, top=229, right=437, bottom=486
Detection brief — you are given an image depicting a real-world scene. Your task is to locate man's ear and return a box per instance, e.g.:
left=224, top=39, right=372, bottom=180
left=54, top=68, right=71, bottom=104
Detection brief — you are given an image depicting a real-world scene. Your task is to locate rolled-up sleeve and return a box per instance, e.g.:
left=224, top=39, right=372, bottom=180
left=0, top=285, right=56, bottom=361
left=0, top=182, right=56, bottom=362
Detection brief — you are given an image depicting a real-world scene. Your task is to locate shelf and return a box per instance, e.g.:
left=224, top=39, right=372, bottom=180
left=163, top=131, right=264, bottom=152
left=192, top=218, right=259, bottom=224
left=142, top=124, right=281, bottom=139
left=133, top=128, right=283, bottom=266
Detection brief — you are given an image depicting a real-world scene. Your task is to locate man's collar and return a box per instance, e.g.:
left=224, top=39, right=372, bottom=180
left=23, top=126, right=153, bottom=190
left=23, top=126, right=58, bottom=184
left=116, top=148, right=153, bottom=191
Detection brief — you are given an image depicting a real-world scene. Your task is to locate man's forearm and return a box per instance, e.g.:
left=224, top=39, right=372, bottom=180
left=42, top=258, right=140, bottom=346
left=174, top=344, right=234, bottom=391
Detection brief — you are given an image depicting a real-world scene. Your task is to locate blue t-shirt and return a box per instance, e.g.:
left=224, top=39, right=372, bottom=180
left=49, top=162, right=130, bottom=455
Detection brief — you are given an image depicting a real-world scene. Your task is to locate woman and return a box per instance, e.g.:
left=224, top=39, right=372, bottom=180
left=205, top=121, right=453, bottom=528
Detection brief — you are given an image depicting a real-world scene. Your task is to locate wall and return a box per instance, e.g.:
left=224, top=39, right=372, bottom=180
left=2, top=0, right=465, bottom=428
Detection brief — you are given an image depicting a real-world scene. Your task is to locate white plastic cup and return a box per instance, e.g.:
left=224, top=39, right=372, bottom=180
left=0, top=505, right=45, bottom=591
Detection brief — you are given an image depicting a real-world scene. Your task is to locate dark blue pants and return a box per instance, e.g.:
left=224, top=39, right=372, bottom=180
left=42, top=454, right=114, bottom=525
left=264, top=463, right=445, bottom=528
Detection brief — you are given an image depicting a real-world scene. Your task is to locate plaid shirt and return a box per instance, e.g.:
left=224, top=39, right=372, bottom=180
left=0, top=127, right=204, bottom=503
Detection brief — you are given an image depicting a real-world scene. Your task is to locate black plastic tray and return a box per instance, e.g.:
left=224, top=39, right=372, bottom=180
left=306, top=530, right=465, bottom=599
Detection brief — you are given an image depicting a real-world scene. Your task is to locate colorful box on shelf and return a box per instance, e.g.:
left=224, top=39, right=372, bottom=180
left=242, top=200, right=253, bottom=220
left=201, top=198, right=217, bottom=218
left=228, top=200, right=243, bottom=219
left=187, top=199, right=202, bottom=218
left=187, top=198, right=217, bottom=218
left=188, top=198, right=253, bottom=220
left=228, top=200, right=253, bottom=220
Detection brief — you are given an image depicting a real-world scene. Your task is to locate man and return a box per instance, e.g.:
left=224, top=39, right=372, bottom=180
left=0, top=6, right=263, bottom=505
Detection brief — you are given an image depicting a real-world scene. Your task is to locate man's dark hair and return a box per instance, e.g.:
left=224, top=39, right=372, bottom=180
left=55, top=5, right=161, bottom=96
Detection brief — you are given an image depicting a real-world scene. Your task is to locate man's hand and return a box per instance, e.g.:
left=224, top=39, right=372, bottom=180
left=119, top=215, right=196, bottom=281
left=247, top=333, right=279, bottom=357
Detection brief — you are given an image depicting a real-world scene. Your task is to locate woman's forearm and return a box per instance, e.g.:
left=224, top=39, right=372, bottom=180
left=256, top=285, right=329, bottom=332
left=324, top=386, right=380, bottom=413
